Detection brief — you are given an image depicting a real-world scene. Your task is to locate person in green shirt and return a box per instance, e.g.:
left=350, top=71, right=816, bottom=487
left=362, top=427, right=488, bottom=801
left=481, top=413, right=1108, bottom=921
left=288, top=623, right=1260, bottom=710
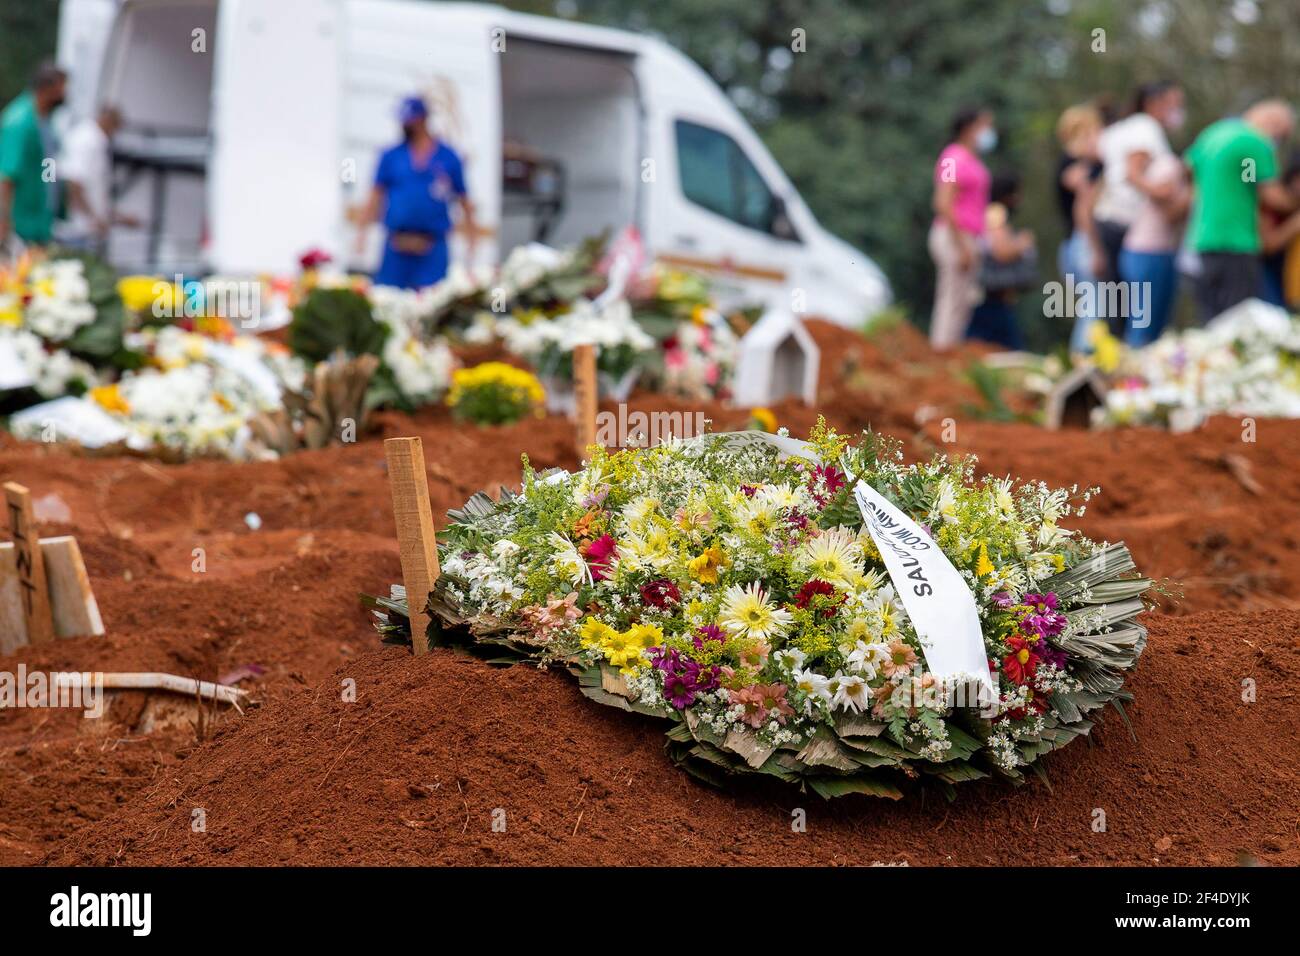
left=0, top=62, right=67, bottom=250
left=1185, top=99, right=1297, bottom=321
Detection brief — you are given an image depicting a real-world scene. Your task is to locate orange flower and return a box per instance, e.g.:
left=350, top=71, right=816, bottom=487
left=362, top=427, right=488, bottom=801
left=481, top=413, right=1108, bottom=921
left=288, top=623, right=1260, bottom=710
left=881, top=640, right=918, bottom=678
left=572, top=510, right=598, bottom=541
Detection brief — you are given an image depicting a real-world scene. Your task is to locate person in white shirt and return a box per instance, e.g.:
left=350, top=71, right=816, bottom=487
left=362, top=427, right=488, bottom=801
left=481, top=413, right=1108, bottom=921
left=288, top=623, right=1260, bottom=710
left=1092, top=82, right=1185, bottom=292
left=56, top=105, right=136, bottom=249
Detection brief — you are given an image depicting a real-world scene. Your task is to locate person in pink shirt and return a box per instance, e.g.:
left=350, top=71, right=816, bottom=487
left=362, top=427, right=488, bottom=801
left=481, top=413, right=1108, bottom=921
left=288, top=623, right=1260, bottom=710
left=929, top=107, right=995, bottom=349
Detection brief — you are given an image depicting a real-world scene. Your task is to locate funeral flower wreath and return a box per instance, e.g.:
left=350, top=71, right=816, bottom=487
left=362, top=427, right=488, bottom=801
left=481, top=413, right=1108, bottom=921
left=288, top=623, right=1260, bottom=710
left=368, top=423, right=1151, bottom=798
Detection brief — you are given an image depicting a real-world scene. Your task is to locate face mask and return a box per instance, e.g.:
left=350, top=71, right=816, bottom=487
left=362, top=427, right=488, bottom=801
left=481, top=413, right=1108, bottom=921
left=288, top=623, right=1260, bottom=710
left=1165, top=107, right=1186, bottom=132
left=975, top=127, right=998, bottom=153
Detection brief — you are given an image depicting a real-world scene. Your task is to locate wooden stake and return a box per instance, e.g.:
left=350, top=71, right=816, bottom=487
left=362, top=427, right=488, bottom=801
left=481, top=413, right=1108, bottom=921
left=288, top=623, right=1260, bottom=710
left=384, top=437, right=439, bottom=655
left=3, top=481, right=54, bottom=644
left=573, top=342, right=598, bottom=459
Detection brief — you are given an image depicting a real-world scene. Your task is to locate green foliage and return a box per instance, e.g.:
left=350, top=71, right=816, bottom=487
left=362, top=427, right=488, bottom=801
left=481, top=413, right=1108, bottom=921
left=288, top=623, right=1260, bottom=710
left=288, top=288, right=387, bottom=364
left=0, top=0, right=59, bottom=107
left=962, top=362, right=1023, bottom=423
left=449, top=380, right=535, bottom=425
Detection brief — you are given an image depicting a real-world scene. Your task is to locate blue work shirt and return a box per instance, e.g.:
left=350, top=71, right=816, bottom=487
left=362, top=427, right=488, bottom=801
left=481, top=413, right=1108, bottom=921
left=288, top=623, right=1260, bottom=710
left=375, top=139, right=466, bottom=236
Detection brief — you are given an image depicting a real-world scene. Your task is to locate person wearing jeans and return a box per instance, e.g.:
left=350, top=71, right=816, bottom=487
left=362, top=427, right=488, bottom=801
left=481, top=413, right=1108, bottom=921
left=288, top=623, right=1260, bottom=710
left=1092, top=81, right=1185, bottom=305
left=1054, top=104, right=1105, bottom=353
left=1118, top=151, right=1188, bottom=347
left=929, top=107, right=995, bottom=350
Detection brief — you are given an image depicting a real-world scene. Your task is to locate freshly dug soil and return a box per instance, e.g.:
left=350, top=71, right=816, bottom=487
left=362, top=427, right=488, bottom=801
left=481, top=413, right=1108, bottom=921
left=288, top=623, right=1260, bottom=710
left=3, top=320, right=1298, bottom=865
left=46, top=608, right=1300, bottom=867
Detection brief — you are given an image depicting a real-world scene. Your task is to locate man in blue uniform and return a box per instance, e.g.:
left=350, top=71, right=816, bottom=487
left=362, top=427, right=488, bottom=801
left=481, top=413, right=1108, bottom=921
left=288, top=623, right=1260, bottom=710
left=357, top=96, right=476, bottom=288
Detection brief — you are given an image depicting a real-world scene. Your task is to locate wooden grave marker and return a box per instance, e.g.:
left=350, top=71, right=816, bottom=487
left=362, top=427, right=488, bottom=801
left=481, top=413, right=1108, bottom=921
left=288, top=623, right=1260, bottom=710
left=573, top=342, right=598, bottom=458
left=384, top=437, right=440, bottom=655
left=1, top=482, right=105, bottom=653
left=3, top=481, right=55, bottom=645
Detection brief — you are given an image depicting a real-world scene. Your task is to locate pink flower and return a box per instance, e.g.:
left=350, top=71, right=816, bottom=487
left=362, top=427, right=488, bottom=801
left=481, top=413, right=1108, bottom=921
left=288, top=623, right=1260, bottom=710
left=728, top=685, right=770, bottom=728
left=519, top=592, right=581, bottom=640
left=760, top=683, right=795, bottom=725
left=582, top=534, right=618, bottom=581
left=728, top=683, right=794, bottom=728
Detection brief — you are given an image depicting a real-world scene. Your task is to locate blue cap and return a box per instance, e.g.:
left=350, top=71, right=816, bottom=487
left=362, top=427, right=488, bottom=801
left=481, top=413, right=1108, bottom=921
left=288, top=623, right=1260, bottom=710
left=398, top=95, right=429, bottom=125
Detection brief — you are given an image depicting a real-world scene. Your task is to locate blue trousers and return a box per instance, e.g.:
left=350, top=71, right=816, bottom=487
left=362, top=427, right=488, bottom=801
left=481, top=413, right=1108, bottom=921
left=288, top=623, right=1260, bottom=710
left=1118, top=249, right=1177, bottom=348
left=1061, top=232, right=1098, bottom=353
left=375, top=234, right=448, bottom=289
left=966, top=297, right=1024, bottom=350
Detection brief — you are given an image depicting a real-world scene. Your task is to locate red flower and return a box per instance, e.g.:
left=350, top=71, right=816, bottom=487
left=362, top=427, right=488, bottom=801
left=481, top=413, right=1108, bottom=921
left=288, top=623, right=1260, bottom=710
left=808, top=465, right=846, bottom=506
left=582, top=534, right=619, bottom=581
left=640, top=579, right=681, bottom=608
left=299, top=247, right=333, bottom=270
left=793, top=579, right=843, bottom=618
left=1001, top=635, right=1041, bottom=686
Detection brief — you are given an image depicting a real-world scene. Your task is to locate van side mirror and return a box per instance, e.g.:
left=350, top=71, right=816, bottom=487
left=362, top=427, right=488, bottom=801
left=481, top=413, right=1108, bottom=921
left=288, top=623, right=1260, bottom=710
left=770, top=196, right=799, bottom=242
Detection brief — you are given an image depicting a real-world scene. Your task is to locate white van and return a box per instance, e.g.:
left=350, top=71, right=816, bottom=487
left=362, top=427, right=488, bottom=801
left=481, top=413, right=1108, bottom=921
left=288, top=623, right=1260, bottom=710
left=58, top=0, right=890, bottom=325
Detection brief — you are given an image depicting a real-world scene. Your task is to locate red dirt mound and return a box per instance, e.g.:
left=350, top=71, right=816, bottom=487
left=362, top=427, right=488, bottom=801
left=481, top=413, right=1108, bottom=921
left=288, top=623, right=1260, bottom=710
left=3, top=331, right=1299, bottom=866
left=47, top=607, right=1299, bottom=867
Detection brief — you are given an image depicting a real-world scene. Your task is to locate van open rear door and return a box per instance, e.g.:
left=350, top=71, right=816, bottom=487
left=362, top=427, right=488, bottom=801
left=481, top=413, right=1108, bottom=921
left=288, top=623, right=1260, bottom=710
left=209, top=0, right=345, bottom=274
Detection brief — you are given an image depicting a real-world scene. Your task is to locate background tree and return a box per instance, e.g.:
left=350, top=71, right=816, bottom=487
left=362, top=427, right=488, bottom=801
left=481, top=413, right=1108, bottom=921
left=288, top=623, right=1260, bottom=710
left=0, top=0, right=61, bottom=108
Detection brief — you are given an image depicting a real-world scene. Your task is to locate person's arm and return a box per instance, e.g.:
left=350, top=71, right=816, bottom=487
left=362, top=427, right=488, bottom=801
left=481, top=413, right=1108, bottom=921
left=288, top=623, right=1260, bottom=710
left=932, top=178, right=974, bottom=271
left=986, top=221, right=1019, bottom=263
left=985, top=208, right=1034, bottom=264
left=355, top=150, right=394, bottom=257
left=1259, top=180, right=1298, bottom=215
left=353, top=184, right=384, bottom=255
left=65, top=179, right=106, bottom=236
left=448, top=151, right=476, bottom=261
left=1127, top=149, right=1180, bottom=203
left=0, top=127, right=19, bottom=247
left=1156, top=167, right=1191, bottom=223
left=0, top=177, right=13, bottom=246
left=458, top=194, right=478, bottom=259
left=1260, top=207, right=1300, bottom=255
left=1059, top=159, right=1090, bottom=195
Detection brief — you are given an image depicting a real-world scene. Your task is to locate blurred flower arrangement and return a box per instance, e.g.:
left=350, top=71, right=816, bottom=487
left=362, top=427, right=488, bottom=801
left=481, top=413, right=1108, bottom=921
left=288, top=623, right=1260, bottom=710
left=69, top=322, right=303, bottom=458
left=495, top=298, right=654, bottom=399
left=369, top=423, right=1150, bottom=797
left=1, top=252, right=127, bottom=399
left=446, top=361, right=546, bottom=425
left=626, top=265, right=747, bottom=401
left=1100, top=301, right=1300, bottom=429
left=288, top=286, right=454, bottom=412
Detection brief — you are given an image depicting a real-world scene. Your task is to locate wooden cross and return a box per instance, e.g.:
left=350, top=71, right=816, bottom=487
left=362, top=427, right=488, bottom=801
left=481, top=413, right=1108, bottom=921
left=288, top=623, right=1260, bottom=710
left=1, top=481, right=104, bottom=653
left=3, top=482, right=54, bottom=644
